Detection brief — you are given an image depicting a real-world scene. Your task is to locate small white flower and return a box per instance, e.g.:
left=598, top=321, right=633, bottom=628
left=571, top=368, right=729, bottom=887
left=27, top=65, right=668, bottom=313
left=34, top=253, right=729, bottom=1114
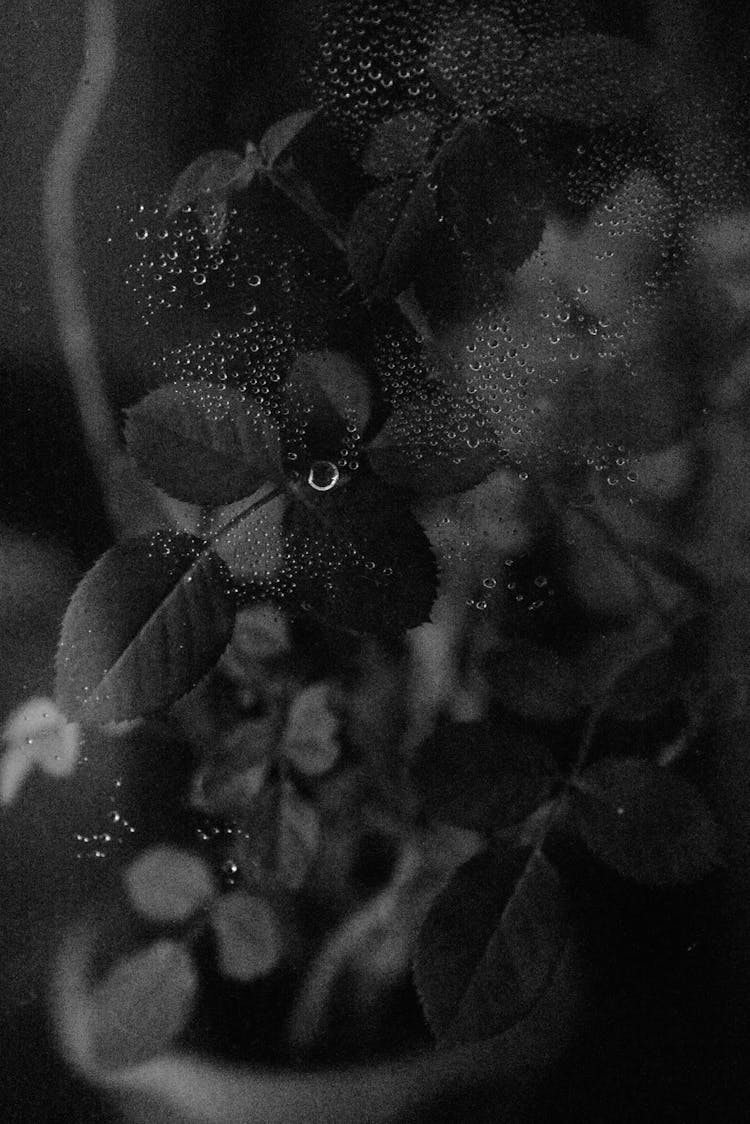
left=0, top=697, right=79, bottom=806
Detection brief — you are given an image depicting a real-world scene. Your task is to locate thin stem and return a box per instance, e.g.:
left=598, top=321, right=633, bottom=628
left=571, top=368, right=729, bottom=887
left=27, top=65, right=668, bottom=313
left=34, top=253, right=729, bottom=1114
left=266, top=165, right=347, bottom=252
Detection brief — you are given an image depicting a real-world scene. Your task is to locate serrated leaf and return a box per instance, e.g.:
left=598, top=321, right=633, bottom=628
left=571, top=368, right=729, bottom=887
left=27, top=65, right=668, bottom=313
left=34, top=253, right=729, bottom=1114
left=167, top=150, right=256, bottom=219
left=210, top=892, right=282, bottom=981
left=285, top=475, right=439, bottom=635
left=278, top=780, right=320, bottom=890
left=347, top=177, right=437, bottom=302
left=367, top=383, right=502, bottom=496
left=412, top=718, right=558, bottom=833
left=414, top=849, right=569, bottom=1045
left=434, top=121, right=545, bottom=273
left=363, top=112, right=436, bottom=179
left=125, top=380, right=282, bottom=506
left=571, top=757, right=722, bottom=884
left=512, top=34, right=664, bottom=128
left=490, top=639, right=583, bottom=722
left=282, top=683, right=340, bottom=776
left=259, top=109, right=317, bottom=168
left=56, top=532, right=236, bottom=723
left=90, top=940, right=196, bottom=1069
left=124, top=846, right=216, bottom=923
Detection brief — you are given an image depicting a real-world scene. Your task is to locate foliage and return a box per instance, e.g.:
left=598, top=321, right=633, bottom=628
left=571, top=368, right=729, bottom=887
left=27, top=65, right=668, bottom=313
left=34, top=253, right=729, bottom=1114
left=43, top=0, right=737, bottom=1098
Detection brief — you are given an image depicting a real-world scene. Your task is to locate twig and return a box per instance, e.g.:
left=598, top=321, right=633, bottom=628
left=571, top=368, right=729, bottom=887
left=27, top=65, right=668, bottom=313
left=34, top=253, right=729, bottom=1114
left=43, top=0, right=169, bottom=538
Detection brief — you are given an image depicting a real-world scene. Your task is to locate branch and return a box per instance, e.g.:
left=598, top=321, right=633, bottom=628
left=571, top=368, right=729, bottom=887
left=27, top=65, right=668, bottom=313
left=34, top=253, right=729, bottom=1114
left=43, top=0, right=170, bottom=538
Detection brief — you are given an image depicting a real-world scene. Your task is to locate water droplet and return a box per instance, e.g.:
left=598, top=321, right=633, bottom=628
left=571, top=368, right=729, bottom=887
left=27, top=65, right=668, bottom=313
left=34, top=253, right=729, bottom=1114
left=307, top=460, right=340, bottom=491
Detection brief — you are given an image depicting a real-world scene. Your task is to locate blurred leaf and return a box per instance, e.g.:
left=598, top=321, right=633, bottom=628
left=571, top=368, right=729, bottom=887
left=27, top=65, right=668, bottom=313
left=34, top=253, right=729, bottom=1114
left=425, top=8, right=523, bottom=115
left=210, top=892, right=282, bottom=981
left=606, top=647, right=682, bottom=721
left=363, top=112, right=436, bottom=178
left=414, top=848, right=569, bottom=1045
left=90, top=940, right=197, bottom=1069
left=167, top=150, right=257, bottom=220
left=512, top=34, right=664, bottom=128
left=347, top=177, right=437, bottom=302
left=367, top=382, right=502, bottom=496
left=56, top=532, right=236, bottom=723
left=125, top=381, right=282, bottom=506
left=411, top=717, right=558, bottom=832
left=571, top=757, right=722, bottom=884
left=435, top=121, right=545, bottom=273
left=278, top=780, right=320, bottom=890
left=285, top=475, right=439, bottom=635
left=259, top=109, right=317, bottom=168
left=489, top=638, right=583, bottom=722
left=124, top=846, right=216, bottom=924
left=282, top=683, right=341, bottom=776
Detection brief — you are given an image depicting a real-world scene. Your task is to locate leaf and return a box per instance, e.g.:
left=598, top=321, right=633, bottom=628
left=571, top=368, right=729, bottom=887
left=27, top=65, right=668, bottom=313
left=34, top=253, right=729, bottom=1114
left=425, top=8, right=524, bottom=115
left=347, top=177, right=437, bottom=302
left=258, top=109, right=317, bottom=168
left=278, top=779, right=320, bottom=890
left=167, top=150, right=256, bottom=220
left=282, top=350, right=372, bottom=462
left=124, top=846, right=216, bottom=924
left=606, top=647, right=682, bottom=721
left=125, top=380, right=282, bottom=506
left=414, top=848, right=569, bottom=1045
left=210, top=892, right=282, bottom=981
left=434, top=121, right=545, bottom=273
left=571, top=757, right=722, bottom=884
left=284, top=475, right=439, bottom=635
left=367, top=383, right=502, bottom=496
left=0, top=696, right=79, bottom=804
left=90, top=940, right=197, bottom=1069
left=363, top=112, right=436, bottom=179
left=489, top=638, right=583, bottom=722
left=512, top=34, right=664, bottom=128
left=56, top=532, right=236, bottom=723
left=282, top=683, right=341, bottom=776
left=412, top=718, right=558, bottom=833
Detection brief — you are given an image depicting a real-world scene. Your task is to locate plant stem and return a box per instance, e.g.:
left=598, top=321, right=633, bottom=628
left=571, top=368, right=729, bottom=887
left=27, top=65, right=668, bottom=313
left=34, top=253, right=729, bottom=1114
left=43, top=0, right=170, bottom=538
left=266, top=165, right=347, bottom=252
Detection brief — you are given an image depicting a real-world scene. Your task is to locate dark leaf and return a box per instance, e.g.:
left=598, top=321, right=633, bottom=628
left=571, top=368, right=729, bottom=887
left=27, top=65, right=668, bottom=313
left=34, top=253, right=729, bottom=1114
left=425, top=7, right=524, bottom=115
left=571, top=757, right=722, bottom=884
left=210, top=892, right=282, bottom=981
left=56, top=532, right=236, bottom=723
left=124, top=846, right=216, bottom=924
left=489, top=639, right=583, bottom=722
left=512, top=34, right=664, bottom=128
left=412, top=717, right=558, bottom=832
left=125, top=380, right=282, bottom=505
left=282, top=350, right=372, bottom=462
left=414, top=848, right=569, bottom=1045
left=90, top=940, right=196, bottom=1069
left=259, top=109, right=317, bottom=168
left=435, top=121, right=545, bottom=273
left=607, top=647, right=682, bottom=721
left=347, top=177, right=437, bottom=302
left=285, top=475, right=439, bottom=635
left=367, top=382, right=502, bottom=496
left=167, top=150, right=256, bottom=220
left=363, top=112, right=436, bottom=179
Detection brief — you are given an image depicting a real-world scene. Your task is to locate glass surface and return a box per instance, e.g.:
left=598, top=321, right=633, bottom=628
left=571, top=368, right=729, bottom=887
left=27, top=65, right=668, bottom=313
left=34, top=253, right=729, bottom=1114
left=2, top=1, right=750, bottom=1120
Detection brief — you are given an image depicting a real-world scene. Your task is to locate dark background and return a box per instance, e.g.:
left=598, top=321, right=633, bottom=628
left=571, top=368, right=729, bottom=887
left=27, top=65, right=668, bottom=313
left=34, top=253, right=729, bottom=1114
left=2, top=1, right=750, bottom=1120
